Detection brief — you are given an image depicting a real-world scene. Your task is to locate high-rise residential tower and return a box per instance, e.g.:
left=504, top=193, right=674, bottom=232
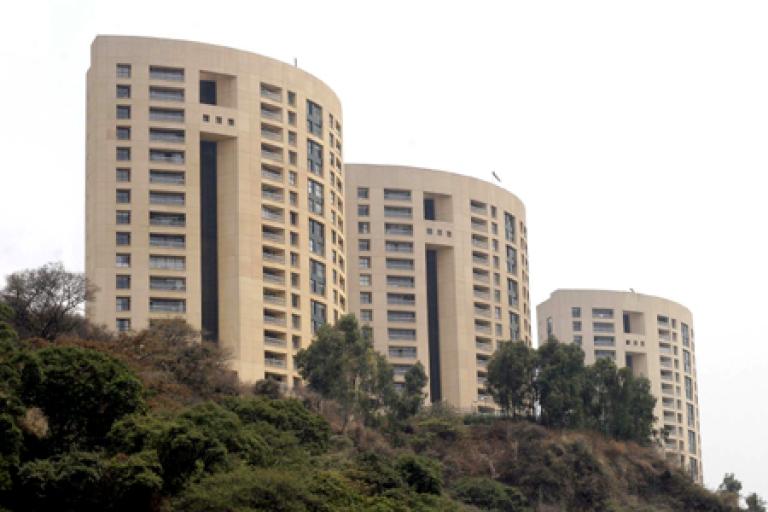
left=345, top=164, right=531, bottom=412
left=86, top=36, right=347, bottom=384
left=536, top=289, right=703, bottom=483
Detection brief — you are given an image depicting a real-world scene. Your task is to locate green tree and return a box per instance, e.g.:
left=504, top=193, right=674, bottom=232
left=486, top=341, right=536, bottom=418
left=452, top=477, right=529, bottom=511
left=17, top=346, right=145, bottom=454
left=746, top=492, right=767, bottom=512
left=296, top=315, right=409, bottom=430
left=392, top=362, right=429, bottom=422
left=535, top=339, right=586, bottom=428
left=1, top=262, right=94, bottom=341
left=717, top=472, right=742, bottom=508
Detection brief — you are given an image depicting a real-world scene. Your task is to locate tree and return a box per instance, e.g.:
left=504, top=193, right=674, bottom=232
left=535, top=339, right=586, bottom=428
left=1, top=262, right=94, bottom=341
left=717, top=473, right=742, bottom=508
left=296, top=315, right=422, bottom=430
left=582, top=357, right=656, bottom=444
left=392, top=362, right=429, bottom=421
left=746, top=492, right=767, bottom=512
left=486, top=341, right=536, bottom=418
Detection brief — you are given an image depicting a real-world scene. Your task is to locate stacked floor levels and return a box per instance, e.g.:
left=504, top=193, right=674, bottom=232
left=345, top=164, right=532, bottom=412
left=536, top=289, right=703, bottom=483
left=86, top=36, right=347, bottom=383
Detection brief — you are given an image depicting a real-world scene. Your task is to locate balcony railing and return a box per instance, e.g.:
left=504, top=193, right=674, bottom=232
left=475, top=323, right=491, bottom=334
left=264, top=314, right=286, bottom=326
left=264, top=294, right=286, bottom=305
left=472, top=237, right=488, bottom=248
left=473, top=272, right=490, bottom=283
left=265, top=336, right=286, bottom=347
left=261, top=128, right=282, bottom=141
left=470, top=204, right=487, bottom=215
left=263, top=272, right=285, bottom=284
left=473, top=289, right=490, bottom=300
left=261, top=107, right=282, bottom=121
left=262, top=190, right=284, bottom=202
left=475, top=341, right=492, bottom=352
left=261, top=148, right=283, bottom=162
left=261, top=208, right=283, bottom=222
left=260, top=87, right=282, bottom=102
left=474, top=307, right=491, bottom=317
left=476, top=358, right=490, bottom=368
left=261, top=168, right=283, bottom=182
left=262, top=231, right=284, bottom=243
left=263, top=251, right=284, bottom=263
left=265, top=357, right=286, bottom=368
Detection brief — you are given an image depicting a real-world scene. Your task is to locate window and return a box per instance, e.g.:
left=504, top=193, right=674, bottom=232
left=359, top=274, right=372, bottom=287
left=385, top=241, right=413, bottom=253
left=307, top=100, right=323, bottom=136
left=386, top=258, right=414, bottom=270
left=150, top=128, right=185, bottom=143
left=288, top=111, right=297, bottom=126
left=149, top=298, right=186, bottom=313
left=385, top=223, right=413, bottom=236
left=116, top=253, right=131, bottom=267
left=116, top=168, right=130, bottom=182
left=116, top=105, right=131, bottom=119
left=149, top=107, right=184, bottom=122
left=116, top=210, right=131, bottom=225
left=149, top=86, right=184, bottom=102
left=357, top=187, right=369, bottom=199
left=389, top=346, right=417, bottom=358
left=357, top=204, right=369, bottom=216
left=594, top=336, right=615, bottom=347
left=684, top=376, right=693, bottom=400
left=116, top=63, right=131, bottom=78
left=572, top=321, right=582, bottom=331
left=116, top=318, right=131, bottom=332
left=149, top=149, right=184, bottom=164
left=309, top=219, right=324, bottom=256
left=310, top=300, right=326, bottom=333
left=308, top=179, right=324, bottom=215
left=388, top=328, right=416, bottom=340
left=573, top=335, right=583, bottom=345
left=571, top=307, right=581, bottom=318
left=116, top=232, right=131, bottom=246
left=386, top=275, right=414, bottom=288
left=688, top=430, right=697, bottom=454
left=504, top=212, right=516, bottom=242
left=388, top=293, right=415, bottom=305
left=358, top=222, right=370, bottom=234
left=510, top=312, right=520, bottom=341
left=116, top=84, right=131, bottom=98
left=681, top=322, right=690, bottom=347
left=683, top=350, right=692, bottom=373
left=150, top=233, right=185, bottom=248
left=360, top=292, right=372, bottom=304
left=150, top=191, right=185, bottom=205
left=307, top=140, right=323, bottom=176
left=593, top=322, right=614, bottom=332
left=150, top=276, right=186, bottom=291
left=382, top=206, right=412, bottom=219
left=592, top=308, right=614, bottom=319
left=287, top=91, right=296, bottom=106
left=288, top=171, right=297, bottom=186
left=116, top=126, right=131, bottom=140
left=200, top=80, right=216, bottom=105
left=505, top=246, right=517, bottom=274
left=116, top=275, right=131, bottom=289
left=359, top=256, right=371, bottom=269
left=687, top=403, right=695, bottom=427
left=388, top=310, right=416, bottom=323
left=150, top=255, right=185, bottom=270
left=116, top=147, right=130, bottom=161
left=360, top=310, right=373, bottom=322
left=290, top=232, right=299, bottom=247
left=310, top=260, right=326, bottom=295
left=423, top=198, right=435, bottom=220
left=116, top=189, right=130, bottom=203
left=149, top=66, right=184, bottom=81
left=149, top=170, right=185, bottom=185
left=116, top=297, right=131, bottom=312
left=383, top=189, right=411, bottom=201
left=507, top=279, right=518, bottom=306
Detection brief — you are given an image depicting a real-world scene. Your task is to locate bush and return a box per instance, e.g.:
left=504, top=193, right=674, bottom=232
left=395, top=454, right=443, bottom=495
left=452, top=477, right=529, bottom=511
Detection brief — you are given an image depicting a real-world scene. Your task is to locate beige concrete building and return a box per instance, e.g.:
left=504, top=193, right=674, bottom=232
left=536, top=289, right=703, bottom=483
left=345, top=164, right=531, bottom=412
left=86, top=36, right=347, bottom=384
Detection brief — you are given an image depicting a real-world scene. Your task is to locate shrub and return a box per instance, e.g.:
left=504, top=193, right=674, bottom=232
left=395, top=454, right=443, bottom=495
left=452, top=477, right=529, bottom=511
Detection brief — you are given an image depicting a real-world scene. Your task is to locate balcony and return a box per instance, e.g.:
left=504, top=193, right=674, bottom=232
left=261, top=104, right=282, bottom=121
left=471, top=219, right=487, bottom=232
left=473, top=271, right=490, bottom=283
left=265, top=357, right=286, bottom=368
left=261, top=145, right=283, bottom=162
left=260, top=84, right=282, bottom=102
left=264, top=334, right=287, bottom=347
left=261, top=207, right=283, bottom=222
left=261, top=167, right=283, bottom=182
left=264, top=292, right=286, bottom=306
left=472, top=236, right=489, bottom=249
left=475, top=340, right=493, bottom=352
left=262, top=230, right=284, bottom=243
left=261, top=189, right=284, bottom=203
left=263, top=312, right=286, bottom=326
left=473, top=287, right=490, bottom=300
left=470, top=202, right=487, bottom=215
left=475, top=322, right=492, bottom=334
left=263, top=271, right=285, bottom=285
left=385, top=226, right=413, bottom=236
left=476, top=358, right=490, bottom=368
left=262, top=250, right=284, bottom=263
left=261, top=125, right=282, bottom=142
left=474, top=306, right=491, bottom=318
left=472, top=254, right=489, bottom=266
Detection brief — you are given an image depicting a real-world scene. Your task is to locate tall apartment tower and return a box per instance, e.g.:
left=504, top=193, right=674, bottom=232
left=86, top=36, right=347, bottom=383
left=345, top=164, right=531, bottom=412
left=536, top=289, right=703, bottom=483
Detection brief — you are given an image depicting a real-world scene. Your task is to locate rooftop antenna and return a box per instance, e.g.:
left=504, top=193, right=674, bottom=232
left=491, top=171, right=501, bottom=183
left=293, top=58, right=298, bottom=68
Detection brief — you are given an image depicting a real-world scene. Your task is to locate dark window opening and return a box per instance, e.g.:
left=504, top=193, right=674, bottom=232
left=200, top=141, right=219, bottom=342
left=200, top=80, right=217, bottom=105
left=426, top=249, right=441, bottom=402
left=423, top=198, right=435, bottom=220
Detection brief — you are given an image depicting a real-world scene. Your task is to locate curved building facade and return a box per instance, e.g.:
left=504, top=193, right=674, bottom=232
left=345, top=164, right=531, bottom=412
left=86, top=36, right=347, bottom=383
left=536, top=289, right=703, bottom=483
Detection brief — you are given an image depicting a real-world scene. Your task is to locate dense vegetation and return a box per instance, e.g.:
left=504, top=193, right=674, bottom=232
left=0, top=263, right=760, bottom=511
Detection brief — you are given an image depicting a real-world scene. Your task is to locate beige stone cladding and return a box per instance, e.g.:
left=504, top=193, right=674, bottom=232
left=86, top=36, right=346, bottom=385
left=536, top=289, right=703, bottom=483
left=345, top=164, right=531, bottom=412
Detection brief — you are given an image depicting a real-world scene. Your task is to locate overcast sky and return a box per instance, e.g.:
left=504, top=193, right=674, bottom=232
left=1, top=0, right=766, bottom=497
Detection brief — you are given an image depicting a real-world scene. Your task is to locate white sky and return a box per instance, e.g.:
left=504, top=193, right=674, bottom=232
left=1, top=0, right=766, bottom=497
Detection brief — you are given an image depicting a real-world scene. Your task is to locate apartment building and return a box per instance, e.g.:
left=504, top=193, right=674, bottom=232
left=536, top=289, right=703, bottom=483
left=345, top=164, right=531, bottom=412
left=85, top=36, right=347, bottom=383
